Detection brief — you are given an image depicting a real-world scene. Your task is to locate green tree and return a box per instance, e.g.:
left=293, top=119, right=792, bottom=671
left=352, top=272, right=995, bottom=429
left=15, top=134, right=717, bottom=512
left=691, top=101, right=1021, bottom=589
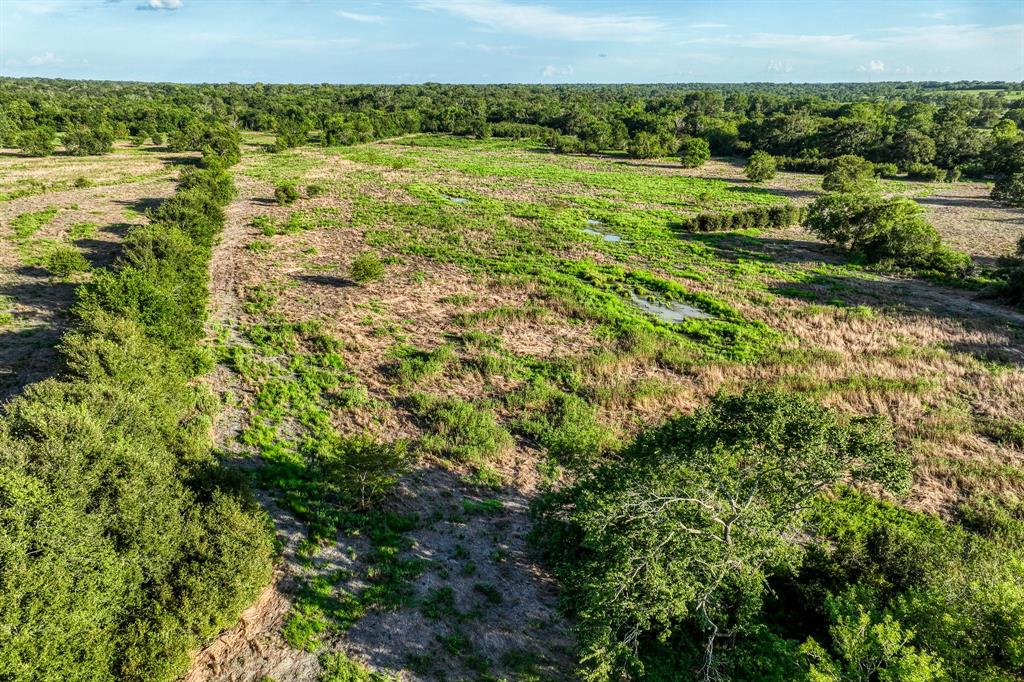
left=678, top=136, right=711, bottom=167
left=805, top=193, right=970, bottom=275
left=627, top=131, right=665, bottom=159
left=745, top=151, right=777, bottom=182
left=64, top=124, right=115, bottom=156
left=18, top=126, right=56, bottom=157
left=535, top=389, right=910, bottom=681
left=993, top=172, right=1024, bottom=208
left=822, top=155, right=876, bottom=192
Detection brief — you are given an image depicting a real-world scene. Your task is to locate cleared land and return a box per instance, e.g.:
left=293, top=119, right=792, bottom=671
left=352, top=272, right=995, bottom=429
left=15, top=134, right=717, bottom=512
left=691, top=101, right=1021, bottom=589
left=176, top=134, right=1024, bottom=681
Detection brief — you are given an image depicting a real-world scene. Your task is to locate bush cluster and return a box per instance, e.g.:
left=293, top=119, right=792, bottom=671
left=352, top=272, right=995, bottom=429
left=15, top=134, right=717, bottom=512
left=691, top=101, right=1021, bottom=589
left=0, top=125, right=274, bottom=681
left=680, top=202, right=803, bottom=232
left=805, top=192, right=972, bottom=276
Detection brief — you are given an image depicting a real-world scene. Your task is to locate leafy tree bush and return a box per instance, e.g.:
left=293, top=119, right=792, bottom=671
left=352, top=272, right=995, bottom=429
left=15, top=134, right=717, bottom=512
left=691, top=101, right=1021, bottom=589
left=18, top=126, right=56, bottom=157
left=906, top=162, right=947, bottom=182
left=805, top=193, right=970, bottom=275
left=44, top=244, right=90, bottom=276
left=553, top=134, right=584, bottom=154
left=628, top=131, right=669, bottom=159
left=274, top=182, right=299, bottom=206
left=349, top=251, right=384, bottom=283
left=534, top=389, right=909, bottom=681
left=64, top=124, right=115, bottom=156
left=995, top=235, right=1024, bottom=307
left=822, top=155, right=876, bottom=192
left=993, top=172, right=1024, bottom=207
left=744, top=151, right=777, bottom=182
left=678, top=136, right=711, bottom=168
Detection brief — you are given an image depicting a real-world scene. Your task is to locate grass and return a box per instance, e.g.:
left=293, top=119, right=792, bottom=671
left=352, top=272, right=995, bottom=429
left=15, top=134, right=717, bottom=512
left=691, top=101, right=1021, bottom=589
left=212, top=135, right=1024, bottom=679
left=9, top=206, right=59, bottom=240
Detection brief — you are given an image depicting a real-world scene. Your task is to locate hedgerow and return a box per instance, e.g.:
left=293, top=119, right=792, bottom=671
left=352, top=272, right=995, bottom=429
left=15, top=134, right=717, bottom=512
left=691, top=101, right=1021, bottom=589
left=0, top=127, right=274, bottom=682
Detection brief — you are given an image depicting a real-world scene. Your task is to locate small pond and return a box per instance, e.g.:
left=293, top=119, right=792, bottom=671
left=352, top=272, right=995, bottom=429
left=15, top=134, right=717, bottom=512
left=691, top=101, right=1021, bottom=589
left=630, top=292, right=711, bottom=323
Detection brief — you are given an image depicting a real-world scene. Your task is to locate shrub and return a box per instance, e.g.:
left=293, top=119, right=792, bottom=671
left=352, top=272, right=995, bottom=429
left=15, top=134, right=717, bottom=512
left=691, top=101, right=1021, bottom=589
left=18, top=126, right=56, bottom=157
left=412, top=393, right=512, bottom=464
left=274, top=182, right=299, bottom=205
left=744, top=151, right=777, bottom=182
left=806, top=193, right=970, bottom=276
left=678, top=136, right=711, bottom=168
left=534, top=388, right=909, bottom=680
left=306, top=183, right=326, bottom=198
left=906, top=162, right=947, bottom=182
left=64, top=124, right=115, bottom=156
left=349, top=252, right=384, bottom=283
left=552, top=134, right=584, bottom=154
left=44, top=245, right=90, bottom=276
left=873, top=162, right=900, bottom=178
left=993, top=171, right=1024, bottom=208
left=822, top=155, right=876, bottom=192
left=628, top=131, right=668, bottom=159
left=73, top=176, right=93, bottom=188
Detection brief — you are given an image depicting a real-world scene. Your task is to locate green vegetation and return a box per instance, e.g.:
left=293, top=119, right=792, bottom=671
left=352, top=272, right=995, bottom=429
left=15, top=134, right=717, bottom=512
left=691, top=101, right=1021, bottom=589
left=744, top=151, right=777, bottom=182
left=43, top=243, right=90, bottom=276
left=678, top=136, right=711, bottom=168
left=0, top=126, right=273, bottom=682
left=275, top=181, right=300, bottom=205
left=3, top=76, right=1024, bottom=682
left=349, top=252, right=385, bottom=283
left=9, top=206, right=58, bottom=240
left=805, top=193, right=971, bottom=276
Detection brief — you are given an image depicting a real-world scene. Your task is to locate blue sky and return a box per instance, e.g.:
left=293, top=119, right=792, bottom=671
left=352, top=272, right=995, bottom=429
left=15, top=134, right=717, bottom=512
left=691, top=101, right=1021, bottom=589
left=1, top=0, right=1021, bottom=84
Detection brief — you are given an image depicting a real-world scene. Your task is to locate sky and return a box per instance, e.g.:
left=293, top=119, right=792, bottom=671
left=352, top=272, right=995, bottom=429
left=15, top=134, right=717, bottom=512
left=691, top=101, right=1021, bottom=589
left=0, top=0, right=1022, bottom=84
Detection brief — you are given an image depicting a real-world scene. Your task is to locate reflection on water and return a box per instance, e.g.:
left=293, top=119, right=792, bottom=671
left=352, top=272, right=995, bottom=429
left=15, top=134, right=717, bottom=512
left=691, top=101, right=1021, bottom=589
left=630, top=292, right=710, bottom=322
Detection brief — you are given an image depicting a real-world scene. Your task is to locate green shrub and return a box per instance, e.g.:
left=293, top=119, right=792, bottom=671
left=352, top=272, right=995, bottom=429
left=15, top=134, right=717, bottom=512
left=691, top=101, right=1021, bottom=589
left=805, top=193, right=970, bottom=276
left=274, top=182, right=300, bottom=205
left=906, top=162, right=947, bottom=182
left=64, top=124, right=115, bottom=156
left=678, top=136, right=711, bottom=168
left=306, top=183, right=327, bottom=198
left=534, top=388, right=909, bottom=681
left=993, top=171, right=1024, bottom=208
left=73, top=176, right=93, bottom=189
left=44, top=244, right=90, bottom=276
left=349, top=252, right=384, bottom=283
left=411, top=393, right=512, bottom=464
left=822, top=155, right=877, bottom=192
left=744, top=150, right=777, bottom=182
left=18, top=126, right=56, bottom=157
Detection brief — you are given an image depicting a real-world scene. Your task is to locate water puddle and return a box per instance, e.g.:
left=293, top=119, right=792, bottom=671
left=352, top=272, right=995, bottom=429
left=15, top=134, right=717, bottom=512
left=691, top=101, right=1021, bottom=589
left=582, top=228, right=623, bottom=242
left=443, top=195, right=468, bottom=204
left=582, top=218, right=624, bottom=242
left=630, top=292, right=711, bottom=322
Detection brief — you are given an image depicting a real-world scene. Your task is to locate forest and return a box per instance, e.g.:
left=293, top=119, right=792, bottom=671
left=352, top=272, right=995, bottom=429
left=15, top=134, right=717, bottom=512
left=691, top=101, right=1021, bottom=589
left=1, top=77, right=1024, bottom=682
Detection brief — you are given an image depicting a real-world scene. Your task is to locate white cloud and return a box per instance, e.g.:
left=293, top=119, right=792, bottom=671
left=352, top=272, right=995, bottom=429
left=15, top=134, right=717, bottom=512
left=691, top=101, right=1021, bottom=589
left=453, top=41, right=521, bottom=54
left=541, top=64, right=574, bottom=78
left=415, top=0, right=665, bottom=42
left=264, top=36, right=361, bottom=50
left=5, top=52, right=64, bottom=67
left=137, top=0, right=182, bottom=10
left=878, top=23, right=1023, bottom=50
left=680, top=32, right=876, bottom=51
left=687, top=22, right=728, bottom=29
left=335, top=10, right=386, bottom=24
left=856, top=59, right=885, bottom=72
left=766, top=59, right=793, bottom=74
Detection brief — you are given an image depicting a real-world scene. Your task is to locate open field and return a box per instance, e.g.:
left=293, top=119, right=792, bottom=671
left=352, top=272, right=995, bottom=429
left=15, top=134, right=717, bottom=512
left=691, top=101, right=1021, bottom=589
left=0, top=142, right=189, bottom=397
left=170, top=133, right=1024, bottom=681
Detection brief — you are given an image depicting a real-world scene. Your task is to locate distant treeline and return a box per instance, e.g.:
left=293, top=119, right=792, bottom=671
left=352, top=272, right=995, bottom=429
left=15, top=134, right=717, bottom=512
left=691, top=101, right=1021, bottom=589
left=1, top=78, right=1022, bottom=178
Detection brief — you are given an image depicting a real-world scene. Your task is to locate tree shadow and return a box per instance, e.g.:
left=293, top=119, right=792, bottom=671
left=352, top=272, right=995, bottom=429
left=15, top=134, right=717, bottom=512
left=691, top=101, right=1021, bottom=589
left=292, top=274, right=356, bottom=288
